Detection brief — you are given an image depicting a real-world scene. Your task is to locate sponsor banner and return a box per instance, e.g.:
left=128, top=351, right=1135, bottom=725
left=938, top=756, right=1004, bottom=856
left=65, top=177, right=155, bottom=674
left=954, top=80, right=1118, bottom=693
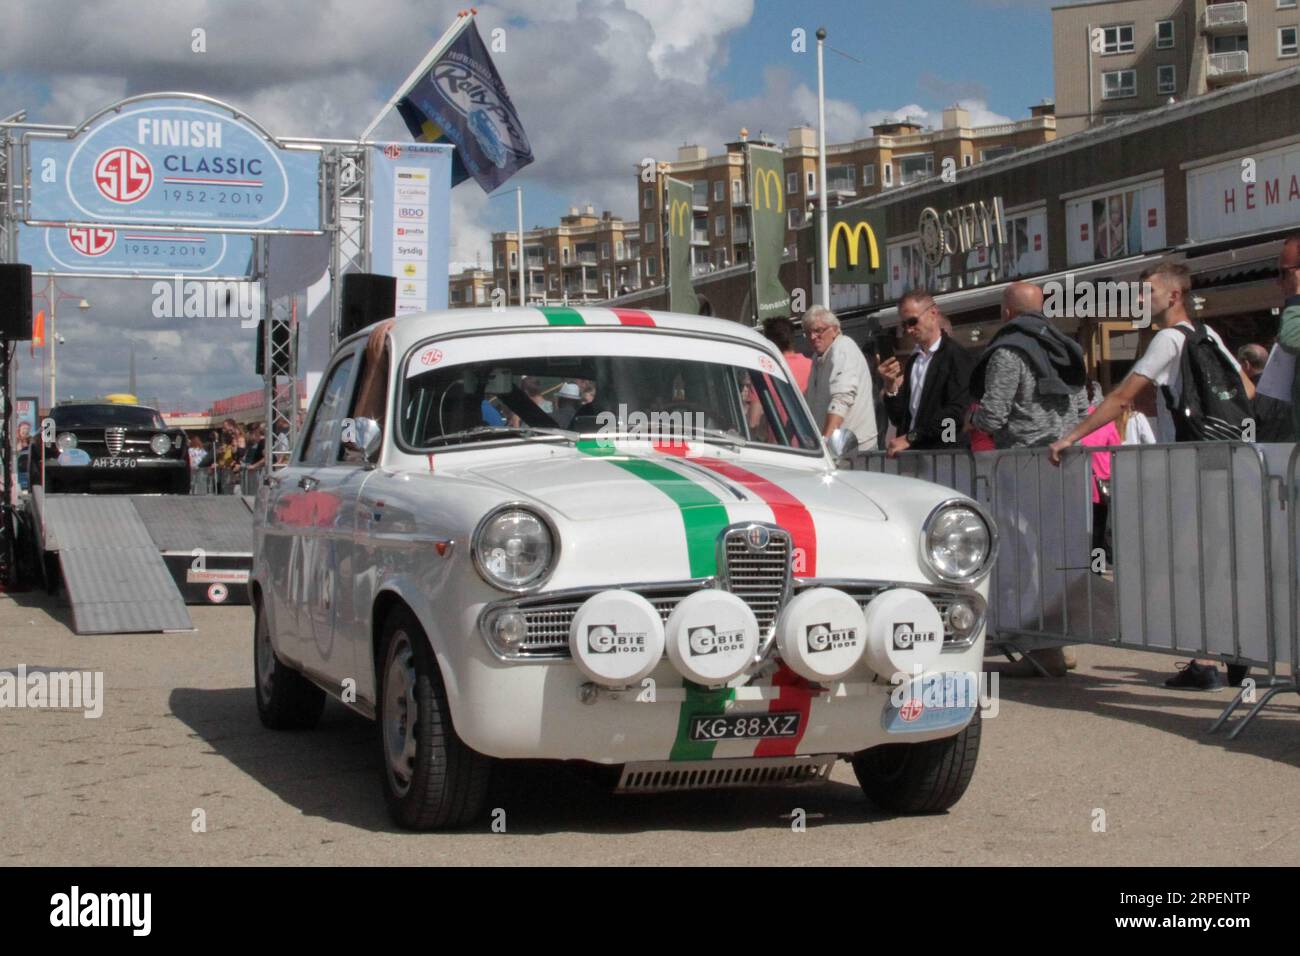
left=748, top=144, right=790, bottom=321
left=17, top=223, right=253, bottom=277
left=818, top=206, right=887, bottom=286
left=26, top=96, right=322, bottom=231
left=395, top=17, right=534, bottom=193
left=368, top=143, right=451, bottom=316
left=1187, top=140, right=1300, bottom=242
left=665, top=177, right=697, bottom=315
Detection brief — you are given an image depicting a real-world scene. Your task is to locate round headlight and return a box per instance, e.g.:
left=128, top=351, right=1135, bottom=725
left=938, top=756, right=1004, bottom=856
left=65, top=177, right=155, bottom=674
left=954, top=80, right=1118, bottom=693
left=55, top=432, right=77, bottom=451
left=473, top=507, right=556, bottom=591
left=923, top=502, right=995, bottom=582
left=150, top=433, right=172, bottom=455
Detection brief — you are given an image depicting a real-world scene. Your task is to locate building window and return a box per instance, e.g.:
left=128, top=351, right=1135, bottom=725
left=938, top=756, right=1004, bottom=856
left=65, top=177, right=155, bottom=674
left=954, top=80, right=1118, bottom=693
left=1156, top=19, right=1174, bottom=49
left=861, top=164, right=875, bottom=186
left=715, top=214, right=726, bottom=237
left=806, top=171, right=816, bottom=195
left=1281, top=0, right=1298, bottom=9
left=1157, top=63, right=1177, bottom=94
left=692, top=180, right=708, bottom=206
left=732, top=179, right=744, bottom=204
left=788, top=208, right=803, bottom=229
left=547, top=247, right=556, bottom=264
left=644, top=222, right=655, bottom=243
left=643, top=188, right=653, bottom=210
left=896, top=153, right=934, bottom=185
left=549, top=274, right=559, bottom=291
left=713, top=180, right=724, bottom=202
left=646, top=255, right=657, bottom=277
left=827, top=164, right=855, bottom=194
left=980, top=145, right=1016, bottom=162
left=476, top=287, right=486, bottom=304
left=883, top=163, right=893, bottom=187
left=509, top=250, right=517, bottom=268
left=1280, top=26, right=1299, bottom=57
left=601, top=270, right=610, bottom=290
left=1101, top=69, right=1137, bottom=99
left=714, top=249, right=728, bottom=269
left=601, top=241, right=610, bottom=259
left=1212, top=33, right=1248, bottom=53
left=1100, top=23, right=1135, bottom=55
left=495, top=252, right=503, bottom=269
left=963, top=155, right=973, bottom=167
left=615, top=241, right=624, bottom=259
left=563, top=246, right=571, bottom=264
left=786, top=171, right=799, bottom=194
left=450, top=288, right=461, bottom=304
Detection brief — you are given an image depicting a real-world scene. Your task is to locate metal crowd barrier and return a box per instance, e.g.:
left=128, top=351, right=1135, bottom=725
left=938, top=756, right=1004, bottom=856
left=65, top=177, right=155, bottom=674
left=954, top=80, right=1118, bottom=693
left=846, top=442, right=1299, bottom=737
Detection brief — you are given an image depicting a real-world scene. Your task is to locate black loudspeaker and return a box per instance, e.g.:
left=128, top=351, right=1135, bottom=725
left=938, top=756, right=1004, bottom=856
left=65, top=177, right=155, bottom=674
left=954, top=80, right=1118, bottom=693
left=340, top=272, right=397, bottom=340
left=0, top=263, right=33, bottom=341
left=253, top=319, right=294, bottom=376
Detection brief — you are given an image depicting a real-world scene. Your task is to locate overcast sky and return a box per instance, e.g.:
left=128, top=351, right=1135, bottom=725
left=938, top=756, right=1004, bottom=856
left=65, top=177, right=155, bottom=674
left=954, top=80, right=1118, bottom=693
left=3, top=0, right=1059, bottom=410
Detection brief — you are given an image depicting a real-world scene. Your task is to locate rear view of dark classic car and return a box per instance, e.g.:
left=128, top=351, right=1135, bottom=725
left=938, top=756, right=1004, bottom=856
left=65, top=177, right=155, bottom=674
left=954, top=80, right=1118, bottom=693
left=29, top=401, right=190, bottom=495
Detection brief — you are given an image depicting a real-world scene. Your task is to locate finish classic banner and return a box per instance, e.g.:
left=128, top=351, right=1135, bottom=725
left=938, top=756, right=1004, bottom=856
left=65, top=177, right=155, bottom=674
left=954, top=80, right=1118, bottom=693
left=665, top=177, right=697, bottom=315
left=368, top=143, right=452, bottom=316
left=26, top=95, right=323, bottom=232
left=17, top=223, right=253, bottom=278
left=748, top=144, right=790, bottom=321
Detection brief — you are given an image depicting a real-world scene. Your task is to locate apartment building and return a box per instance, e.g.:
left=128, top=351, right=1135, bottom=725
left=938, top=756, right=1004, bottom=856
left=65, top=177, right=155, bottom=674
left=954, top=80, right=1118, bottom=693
left=490, top=205, right=640, bottom=305
left=448, top=267, right=491, bottom=309
left=635, top=107, right=1055, bottom=289
left=1053, top=0, right=1300, bottom=135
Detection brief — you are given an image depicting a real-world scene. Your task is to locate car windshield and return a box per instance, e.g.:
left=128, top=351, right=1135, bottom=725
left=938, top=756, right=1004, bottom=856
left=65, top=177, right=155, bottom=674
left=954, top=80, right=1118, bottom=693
left=53, top=405, right=166, bottom=430
left=399, top=337, right=820, bottom=453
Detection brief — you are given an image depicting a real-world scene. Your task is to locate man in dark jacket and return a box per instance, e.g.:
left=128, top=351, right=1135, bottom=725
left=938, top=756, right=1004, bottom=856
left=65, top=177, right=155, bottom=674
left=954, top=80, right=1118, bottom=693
left=878, top=290, right=975, bottom=456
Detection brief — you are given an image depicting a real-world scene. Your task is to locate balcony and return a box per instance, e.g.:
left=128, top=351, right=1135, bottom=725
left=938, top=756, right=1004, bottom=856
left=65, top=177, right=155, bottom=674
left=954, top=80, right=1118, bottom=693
left=732, top=227, right=749, bottom=243
left=1207, top=50, right=1249, bottom=83
left=525, top=256, right=544, bottom=269
left=575, top=252, right=598, bottom=265
left=691, top=229, right=709, bottom=245
left=1203, top=2, right=1247, bottom=33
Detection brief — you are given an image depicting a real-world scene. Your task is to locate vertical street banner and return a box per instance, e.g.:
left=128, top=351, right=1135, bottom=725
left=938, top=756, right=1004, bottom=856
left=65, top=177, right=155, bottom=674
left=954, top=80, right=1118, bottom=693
left=820, top=206, right=887, bottom=285
left=665, top=177, right=697, bottom=315
left=368, top=143, right=453, bottom=316
left=748, top=144, right=790, bottom=321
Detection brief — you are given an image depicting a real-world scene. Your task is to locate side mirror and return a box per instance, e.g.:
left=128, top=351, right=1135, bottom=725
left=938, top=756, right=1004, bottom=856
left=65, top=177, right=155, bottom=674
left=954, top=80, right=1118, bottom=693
left=343, top=417, right=383, bottom=465
left=826, top=427, right=858, bottom=461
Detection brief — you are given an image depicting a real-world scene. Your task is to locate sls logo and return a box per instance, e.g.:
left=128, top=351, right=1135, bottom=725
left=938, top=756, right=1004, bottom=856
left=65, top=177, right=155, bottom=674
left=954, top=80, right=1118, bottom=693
left=898, top=698, right=925, bottom=722
left=67, top=226, right=116, bottom=257
left=94, top=147, right=153, bottom=203
left=383, top=144, right=402, bottom=160
left=418, top=348, right=443, bottom=366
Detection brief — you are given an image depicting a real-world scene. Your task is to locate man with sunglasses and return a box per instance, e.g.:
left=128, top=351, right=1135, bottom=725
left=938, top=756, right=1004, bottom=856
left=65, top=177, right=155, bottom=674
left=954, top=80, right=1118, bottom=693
left=878, top=290, right=975, bottom=458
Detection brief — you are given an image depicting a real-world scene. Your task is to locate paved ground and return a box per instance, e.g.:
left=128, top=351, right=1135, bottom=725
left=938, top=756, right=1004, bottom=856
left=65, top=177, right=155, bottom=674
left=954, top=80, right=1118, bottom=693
left=2, top=589, right=1298, bottom=866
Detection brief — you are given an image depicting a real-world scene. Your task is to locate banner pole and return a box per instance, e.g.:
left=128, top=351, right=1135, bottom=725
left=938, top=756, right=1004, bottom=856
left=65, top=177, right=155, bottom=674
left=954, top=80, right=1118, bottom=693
left=745, top=146, right=759, bottom=326
left=359, top=13, right=473, bottom=142
left=816, top=27, right=831, bottom=308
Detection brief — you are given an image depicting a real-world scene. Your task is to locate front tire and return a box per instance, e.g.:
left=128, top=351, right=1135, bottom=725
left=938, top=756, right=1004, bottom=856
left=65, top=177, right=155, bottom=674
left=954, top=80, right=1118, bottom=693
left=378, top=607, right=492, bottom=830
left=254, top=599, right=325, bottom=730
left=851, top=712, right=981, bottom=814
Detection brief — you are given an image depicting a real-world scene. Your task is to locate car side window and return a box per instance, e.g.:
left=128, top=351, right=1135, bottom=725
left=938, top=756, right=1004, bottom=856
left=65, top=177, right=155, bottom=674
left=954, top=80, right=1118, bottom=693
left=300, top=351, right=359, bottom=467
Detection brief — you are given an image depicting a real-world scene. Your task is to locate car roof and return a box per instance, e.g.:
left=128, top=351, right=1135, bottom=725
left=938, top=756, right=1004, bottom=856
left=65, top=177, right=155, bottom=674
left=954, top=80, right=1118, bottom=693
left=341, top=307, right=783, bottom=357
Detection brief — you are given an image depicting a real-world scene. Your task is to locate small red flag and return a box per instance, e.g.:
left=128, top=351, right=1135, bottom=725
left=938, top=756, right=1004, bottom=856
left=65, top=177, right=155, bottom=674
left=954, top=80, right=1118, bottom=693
left=30, top=309, right=45, bottom=356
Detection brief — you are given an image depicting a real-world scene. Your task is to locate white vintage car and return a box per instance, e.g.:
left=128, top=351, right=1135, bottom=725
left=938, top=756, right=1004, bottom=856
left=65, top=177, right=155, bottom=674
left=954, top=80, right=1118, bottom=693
left=252, top=306, right=996, bottom=830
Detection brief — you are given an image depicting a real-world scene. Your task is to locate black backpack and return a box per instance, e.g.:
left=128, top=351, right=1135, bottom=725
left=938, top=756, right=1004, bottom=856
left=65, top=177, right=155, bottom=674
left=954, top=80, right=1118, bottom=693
left=1160, top=323, right=1252, bottom=442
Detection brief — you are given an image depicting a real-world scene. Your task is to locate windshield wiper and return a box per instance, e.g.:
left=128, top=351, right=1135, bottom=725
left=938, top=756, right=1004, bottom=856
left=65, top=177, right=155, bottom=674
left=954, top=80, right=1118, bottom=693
left=424, top=425, right=577, bottom=448
left=683, top=427, right=748, bottom=450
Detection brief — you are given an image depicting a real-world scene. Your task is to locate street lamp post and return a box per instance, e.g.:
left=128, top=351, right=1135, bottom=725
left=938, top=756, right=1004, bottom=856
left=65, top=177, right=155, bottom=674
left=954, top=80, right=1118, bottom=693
left=32, top=277, right=90, bottom=408
left=488, top=186, right=526, bottom=307
left=816, top=27, right=831, bottom=309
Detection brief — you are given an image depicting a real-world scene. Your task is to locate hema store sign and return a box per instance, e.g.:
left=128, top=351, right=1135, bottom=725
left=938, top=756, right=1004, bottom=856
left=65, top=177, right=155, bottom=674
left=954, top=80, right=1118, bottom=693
left=1187, top=140, right=1300, bottom=242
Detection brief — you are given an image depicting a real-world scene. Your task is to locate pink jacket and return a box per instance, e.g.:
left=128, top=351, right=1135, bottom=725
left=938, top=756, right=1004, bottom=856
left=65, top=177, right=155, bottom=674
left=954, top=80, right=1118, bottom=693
left=1078, top=410, right=1121, bottom=504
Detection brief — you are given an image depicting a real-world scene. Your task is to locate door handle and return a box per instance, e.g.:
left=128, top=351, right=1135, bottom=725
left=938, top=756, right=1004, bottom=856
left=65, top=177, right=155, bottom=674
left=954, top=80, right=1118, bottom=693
left=298, top=475, right=319, bottom=491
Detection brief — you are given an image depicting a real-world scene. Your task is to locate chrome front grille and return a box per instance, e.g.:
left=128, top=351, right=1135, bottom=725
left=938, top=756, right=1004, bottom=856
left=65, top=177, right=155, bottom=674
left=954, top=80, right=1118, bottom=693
left=719, top=524, right=792, bottom=644
left=104, top=428, right=125, bottom=455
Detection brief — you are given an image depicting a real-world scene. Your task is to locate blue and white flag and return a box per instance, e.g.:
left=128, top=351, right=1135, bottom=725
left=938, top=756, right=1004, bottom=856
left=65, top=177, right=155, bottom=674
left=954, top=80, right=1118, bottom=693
left=395, top=18, right=534, bottom=193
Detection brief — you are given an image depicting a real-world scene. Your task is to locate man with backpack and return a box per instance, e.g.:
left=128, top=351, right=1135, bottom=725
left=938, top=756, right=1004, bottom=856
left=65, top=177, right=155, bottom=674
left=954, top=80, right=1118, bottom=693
left=1048, top=261, right=1255, bottom=690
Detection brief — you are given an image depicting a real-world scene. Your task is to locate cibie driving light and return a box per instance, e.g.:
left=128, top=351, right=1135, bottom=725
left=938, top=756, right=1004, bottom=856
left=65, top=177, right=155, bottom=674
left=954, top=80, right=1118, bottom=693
left=472, top=507, right=556, bottom=592
left=922, top=501, right=996, bottom=583
left=55, top=432, right=77, bottom=452
left=150, top=433, right=172, bottom=455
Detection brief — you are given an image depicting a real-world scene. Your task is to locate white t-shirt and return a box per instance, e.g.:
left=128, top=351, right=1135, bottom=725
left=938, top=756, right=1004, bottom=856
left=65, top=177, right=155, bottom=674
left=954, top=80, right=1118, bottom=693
left=1123, top=412, right=1156, bottom=445
left=1130, top=321, right=1241, bottom=443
